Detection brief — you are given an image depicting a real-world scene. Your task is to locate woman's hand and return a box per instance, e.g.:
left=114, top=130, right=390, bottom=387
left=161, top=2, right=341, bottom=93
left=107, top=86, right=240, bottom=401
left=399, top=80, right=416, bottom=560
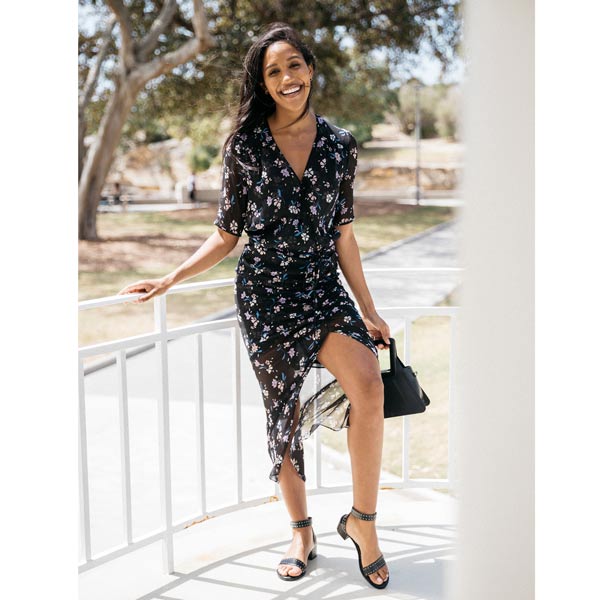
left=117, top=277, right=171, bottom=304
left=362, top=311, right=392, bottom=349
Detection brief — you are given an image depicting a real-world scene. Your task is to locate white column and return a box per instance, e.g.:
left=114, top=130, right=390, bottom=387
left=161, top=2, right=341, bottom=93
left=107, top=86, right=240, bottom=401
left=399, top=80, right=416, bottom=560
left=450, top=1, right=534, bottom=599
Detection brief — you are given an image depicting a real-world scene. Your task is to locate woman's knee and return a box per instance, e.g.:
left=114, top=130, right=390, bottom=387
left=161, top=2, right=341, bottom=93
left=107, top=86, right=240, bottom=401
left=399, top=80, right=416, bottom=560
left=349, top=370, right=384, bottom=409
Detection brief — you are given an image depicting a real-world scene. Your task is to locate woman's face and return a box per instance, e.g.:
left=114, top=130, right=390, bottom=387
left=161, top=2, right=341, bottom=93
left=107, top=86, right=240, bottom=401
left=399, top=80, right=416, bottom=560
left=262, top=41, right=313, bottom=111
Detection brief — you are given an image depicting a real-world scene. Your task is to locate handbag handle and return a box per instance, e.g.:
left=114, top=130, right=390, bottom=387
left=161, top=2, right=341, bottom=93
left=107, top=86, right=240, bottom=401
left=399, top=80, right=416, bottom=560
left=372, top=337, right=396, bottom=377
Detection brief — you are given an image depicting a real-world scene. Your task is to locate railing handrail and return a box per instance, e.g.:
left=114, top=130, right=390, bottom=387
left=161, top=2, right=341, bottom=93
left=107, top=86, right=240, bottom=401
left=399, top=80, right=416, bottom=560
left=78, top=266, right=464, bottom=311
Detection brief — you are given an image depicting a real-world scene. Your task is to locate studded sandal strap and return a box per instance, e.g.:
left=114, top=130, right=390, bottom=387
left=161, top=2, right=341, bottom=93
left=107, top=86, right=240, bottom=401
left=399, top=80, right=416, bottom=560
left=351, top=506, right=377, bottom=521
left=279, top=557, right=307, bottom=570
left=290, top=516, right=312, bottom=528
left=362, top=554, right=387, bottom=576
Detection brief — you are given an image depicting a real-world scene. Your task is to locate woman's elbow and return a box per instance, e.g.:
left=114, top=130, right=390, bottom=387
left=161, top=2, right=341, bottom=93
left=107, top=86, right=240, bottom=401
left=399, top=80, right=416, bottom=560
left=214, top=227, right=241, bottom=251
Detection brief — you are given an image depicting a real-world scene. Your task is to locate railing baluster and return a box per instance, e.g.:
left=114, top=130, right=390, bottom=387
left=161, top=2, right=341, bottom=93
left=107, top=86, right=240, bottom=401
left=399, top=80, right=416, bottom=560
left=448, top=312, right=458, bottom=491
left=402, top=317, right=412, bottom=483
left=78, top=358, right=92, bottom=562
left=116, top=349, right=133, bottom=544
left=314, top=367, right=322, bottom=488
left=154, top=295, right=174, bottom=574
left=195, top=333, right=207, bottom=516
left=233, top=325, right=243, bottom=503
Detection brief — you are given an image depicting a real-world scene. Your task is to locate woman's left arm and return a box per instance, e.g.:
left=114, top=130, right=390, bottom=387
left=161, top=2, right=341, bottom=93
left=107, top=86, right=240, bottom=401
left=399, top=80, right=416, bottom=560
left=335, top=223, right=391, bottom=347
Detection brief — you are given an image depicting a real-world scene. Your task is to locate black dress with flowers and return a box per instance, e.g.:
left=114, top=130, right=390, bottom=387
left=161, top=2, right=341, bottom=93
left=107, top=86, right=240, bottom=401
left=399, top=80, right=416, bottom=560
left=213, top=113, right=378, bottom=484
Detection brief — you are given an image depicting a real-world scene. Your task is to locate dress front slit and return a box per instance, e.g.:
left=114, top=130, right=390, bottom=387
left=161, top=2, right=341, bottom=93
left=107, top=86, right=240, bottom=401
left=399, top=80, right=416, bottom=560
left=214, top=113, right=378, bottom=483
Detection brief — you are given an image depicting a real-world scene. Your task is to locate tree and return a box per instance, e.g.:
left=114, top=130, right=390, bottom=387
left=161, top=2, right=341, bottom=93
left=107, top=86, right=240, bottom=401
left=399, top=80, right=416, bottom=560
left=78, top=0, right=216, bottom=240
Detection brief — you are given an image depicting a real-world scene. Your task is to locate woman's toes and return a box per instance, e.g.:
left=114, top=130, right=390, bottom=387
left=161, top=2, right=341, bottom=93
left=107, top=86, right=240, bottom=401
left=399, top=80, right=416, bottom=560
left=279, top=564, right=300, bottom=577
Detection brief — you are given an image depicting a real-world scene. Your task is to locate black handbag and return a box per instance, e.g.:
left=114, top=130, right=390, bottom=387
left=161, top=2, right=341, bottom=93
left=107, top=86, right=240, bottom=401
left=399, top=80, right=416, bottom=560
left=372, top=337, right=431, bottom=418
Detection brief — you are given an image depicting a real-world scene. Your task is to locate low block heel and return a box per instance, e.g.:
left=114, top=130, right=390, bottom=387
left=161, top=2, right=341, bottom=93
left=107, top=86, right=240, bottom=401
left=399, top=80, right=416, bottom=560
left=308, top=530, right=318, bottom=559
left=337, top=516, right=348, bottom=540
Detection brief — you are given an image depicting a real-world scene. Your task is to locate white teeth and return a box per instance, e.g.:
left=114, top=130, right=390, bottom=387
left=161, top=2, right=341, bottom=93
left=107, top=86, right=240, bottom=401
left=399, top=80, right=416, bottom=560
left=281, top=85, right=301, bottom=95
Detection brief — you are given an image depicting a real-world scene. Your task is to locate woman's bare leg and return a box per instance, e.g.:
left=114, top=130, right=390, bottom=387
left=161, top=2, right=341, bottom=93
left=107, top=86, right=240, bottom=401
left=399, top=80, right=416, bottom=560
left=317, top=332, right=389, bottom=585
left=276, top=398, right=315, bottom=577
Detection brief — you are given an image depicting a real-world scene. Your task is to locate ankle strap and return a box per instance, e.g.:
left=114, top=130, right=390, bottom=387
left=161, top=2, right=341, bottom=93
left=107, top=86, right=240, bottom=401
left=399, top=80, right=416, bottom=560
left=290, top=516, right=312, bottom=528
left=351, top=506, right=377, bottom=521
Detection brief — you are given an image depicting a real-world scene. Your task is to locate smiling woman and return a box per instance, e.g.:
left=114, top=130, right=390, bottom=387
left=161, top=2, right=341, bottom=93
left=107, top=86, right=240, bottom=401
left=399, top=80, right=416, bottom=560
left=118, top=21, right=391, bottom=588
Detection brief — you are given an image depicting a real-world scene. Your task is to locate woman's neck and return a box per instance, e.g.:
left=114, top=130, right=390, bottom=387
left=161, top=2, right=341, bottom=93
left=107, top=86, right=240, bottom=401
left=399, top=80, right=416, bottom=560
left=268, top=108, right=316, bottom=135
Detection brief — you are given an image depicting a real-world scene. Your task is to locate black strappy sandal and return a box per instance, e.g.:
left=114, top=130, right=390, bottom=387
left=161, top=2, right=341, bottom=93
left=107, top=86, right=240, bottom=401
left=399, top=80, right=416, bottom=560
left=337, top=506, right=389, bottom=589
left=277, top=516, right=318, bottom=581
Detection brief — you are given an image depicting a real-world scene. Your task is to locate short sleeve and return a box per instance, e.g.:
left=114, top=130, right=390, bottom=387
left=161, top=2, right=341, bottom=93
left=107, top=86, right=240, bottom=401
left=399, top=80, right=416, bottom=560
left=213, top=138, right=249, bottom=237
left=333, top=132, right=358, bottom=227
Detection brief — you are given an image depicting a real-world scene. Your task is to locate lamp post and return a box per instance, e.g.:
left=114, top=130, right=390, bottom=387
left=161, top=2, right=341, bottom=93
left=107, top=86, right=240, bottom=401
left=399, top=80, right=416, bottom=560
left=415, top=82, right=422, bottom=205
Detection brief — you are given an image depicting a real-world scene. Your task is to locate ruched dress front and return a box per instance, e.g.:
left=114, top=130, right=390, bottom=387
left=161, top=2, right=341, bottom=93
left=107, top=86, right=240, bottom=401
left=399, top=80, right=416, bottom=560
left=213, top=114, right=378, bottom=483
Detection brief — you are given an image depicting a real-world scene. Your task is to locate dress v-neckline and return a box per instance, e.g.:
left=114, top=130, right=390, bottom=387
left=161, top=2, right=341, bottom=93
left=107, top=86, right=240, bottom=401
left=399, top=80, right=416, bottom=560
left=265, top=114, right=320, bottom=185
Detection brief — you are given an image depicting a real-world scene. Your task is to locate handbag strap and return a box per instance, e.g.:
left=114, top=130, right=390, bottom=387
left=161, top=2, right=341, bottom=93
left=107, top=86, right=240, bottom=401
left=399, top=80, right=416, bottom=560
left=372, top=337, right=397, bottom=376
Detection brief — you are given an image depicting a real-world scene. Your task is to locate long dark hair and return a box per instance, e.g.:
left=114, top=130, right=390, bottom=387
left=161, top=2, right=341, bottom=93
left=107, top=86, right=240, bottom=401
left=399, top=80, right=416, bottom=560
left=221, top=22, right=317, bottom=159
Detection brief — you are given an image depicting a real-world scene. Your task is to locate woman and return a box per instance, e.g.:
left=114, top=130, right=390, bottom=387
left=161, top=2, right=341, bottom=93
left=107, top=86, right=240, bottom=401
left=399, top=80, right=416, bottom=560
left=118, top=22, right=390, bottom=589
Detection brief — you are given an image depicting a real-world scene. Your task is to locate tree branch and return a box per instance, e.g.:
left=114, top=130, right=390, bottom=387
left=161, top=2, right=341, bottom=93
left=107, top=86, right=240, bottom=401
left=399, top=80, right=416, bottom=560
left=133, top=0, right=216, bottom=85
left=106, top=0, right=136, bottom=71
left=79, top=14, right=117, bottom=112
left=136, top=0, right=178, bottom=62
left=190, top=0, right=216, bottom=46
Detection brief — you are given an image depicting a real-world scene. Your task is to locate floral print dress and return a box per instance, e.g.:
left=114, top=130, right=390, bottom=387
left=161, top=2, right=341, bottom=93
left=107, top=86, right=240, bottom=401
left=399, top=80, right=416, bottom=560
left=213, top=113, right=378, bottom=483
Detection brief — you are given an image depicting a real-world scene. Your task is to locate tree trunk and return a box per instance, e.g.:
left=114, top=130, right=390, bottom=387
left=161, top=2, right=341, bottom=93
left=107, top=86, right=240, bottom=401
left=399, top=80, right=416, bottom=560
left=78, top=0, right=215, bottom=240
left=78, top=108, right=87, bottom=182
left=78, top=78, right=141, bottom=240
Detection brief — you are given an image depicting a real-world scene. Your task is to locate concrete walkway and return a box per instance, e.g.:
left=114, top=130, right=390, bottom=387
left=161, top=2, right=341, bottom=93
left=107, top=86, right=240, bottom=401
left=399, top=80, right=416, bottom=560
left=80, top=219, right=461, bottom=597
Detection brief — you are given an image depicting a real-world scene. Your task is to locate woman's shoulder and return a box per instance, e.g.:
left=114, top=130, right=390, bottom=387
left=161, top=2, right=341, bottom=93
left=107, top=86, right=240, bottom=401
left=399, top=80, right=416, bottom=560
left=224, top=127, right=261, bottom=170
left=318, top=114, right=357, bottom=150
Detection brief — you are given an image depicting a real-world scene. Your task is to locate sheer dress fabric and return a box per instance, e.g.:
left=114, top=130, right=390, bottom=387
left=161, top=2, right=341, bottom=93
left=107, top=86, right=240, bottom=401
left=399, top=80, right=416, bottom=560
left=213, top=114, right=378, bottom=483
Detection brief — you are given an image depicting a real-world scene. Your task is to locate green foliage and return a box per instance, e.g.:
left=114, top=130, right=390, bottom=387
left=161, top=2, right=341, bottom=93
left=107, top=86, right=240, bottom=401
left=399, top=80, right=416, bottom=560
left=189, top=144, right=219, bottom=172
left=397, top=82, right=461, bottom=139
left=434, top=85, right=462, bottom=140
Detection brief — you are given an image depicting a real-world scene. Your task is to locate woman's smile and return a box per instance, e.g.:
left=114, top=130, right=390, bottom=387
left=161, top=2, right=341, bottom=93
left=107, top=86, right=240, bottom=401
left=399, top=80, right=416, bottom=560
left=280, top=84, right=304, bottom=98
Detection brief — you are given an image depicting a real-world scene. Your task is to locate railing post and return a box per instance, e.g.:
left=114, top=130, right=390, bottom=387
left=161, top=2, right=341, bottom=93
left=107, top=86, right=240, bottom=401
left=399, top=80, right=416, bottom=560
left=232, top=325, right=243, bottom=503
left=402, top=317, right=412, bottom=483
left=116, top=349, right=133, bottom=544
left=154, top=295, right=174, bottom=574
left=232, top=324, right=243, bottom=503
left=448, top=311, right=459, bottom=492
left=78, top=358, right=92, bottom=562
left=314, top=367, right=322, bottom=488
left=195, top=333, right=207, bottom=516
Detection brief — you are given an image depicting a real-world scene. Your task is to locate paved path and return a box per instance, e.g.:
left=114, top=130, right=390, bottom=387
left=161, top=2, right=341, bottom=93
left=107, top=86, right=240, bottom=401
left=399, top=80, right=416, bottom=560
left=81, top=219, right=461, bottom=559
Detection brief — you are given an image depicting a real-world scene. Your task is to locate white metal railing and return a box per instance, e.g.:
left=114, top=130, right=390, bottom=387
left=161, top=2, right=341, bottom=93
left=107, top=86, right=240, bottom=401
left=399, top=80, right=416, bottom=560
left=78, top=266, right=461, bottom=574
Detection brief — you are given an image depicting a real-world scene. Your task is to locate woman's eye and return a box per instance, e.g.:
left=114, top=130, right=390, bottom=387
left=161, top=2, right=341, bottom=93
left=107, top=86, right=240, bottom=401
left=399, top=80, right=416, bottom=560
left=268, top=63, right=301, bottom=76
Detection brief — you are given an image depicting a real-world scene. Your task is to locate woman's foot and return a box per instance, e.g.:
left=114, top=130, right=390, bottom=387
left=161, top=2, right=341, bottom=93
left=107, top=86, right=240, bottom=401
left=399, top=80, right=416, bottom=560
left=277, top=525, right=315, bottom=578
left=345, top=512, right=389, bottom=585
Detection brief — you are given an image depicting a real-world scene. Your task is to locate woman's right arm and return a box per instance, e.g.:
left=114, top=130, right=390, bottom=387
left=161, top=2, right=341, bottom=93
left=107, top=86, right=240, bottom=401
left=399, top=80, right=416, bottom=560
left=117, top=228, right=239, bottom=303
left=120, top=137, right=250, bottom=304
